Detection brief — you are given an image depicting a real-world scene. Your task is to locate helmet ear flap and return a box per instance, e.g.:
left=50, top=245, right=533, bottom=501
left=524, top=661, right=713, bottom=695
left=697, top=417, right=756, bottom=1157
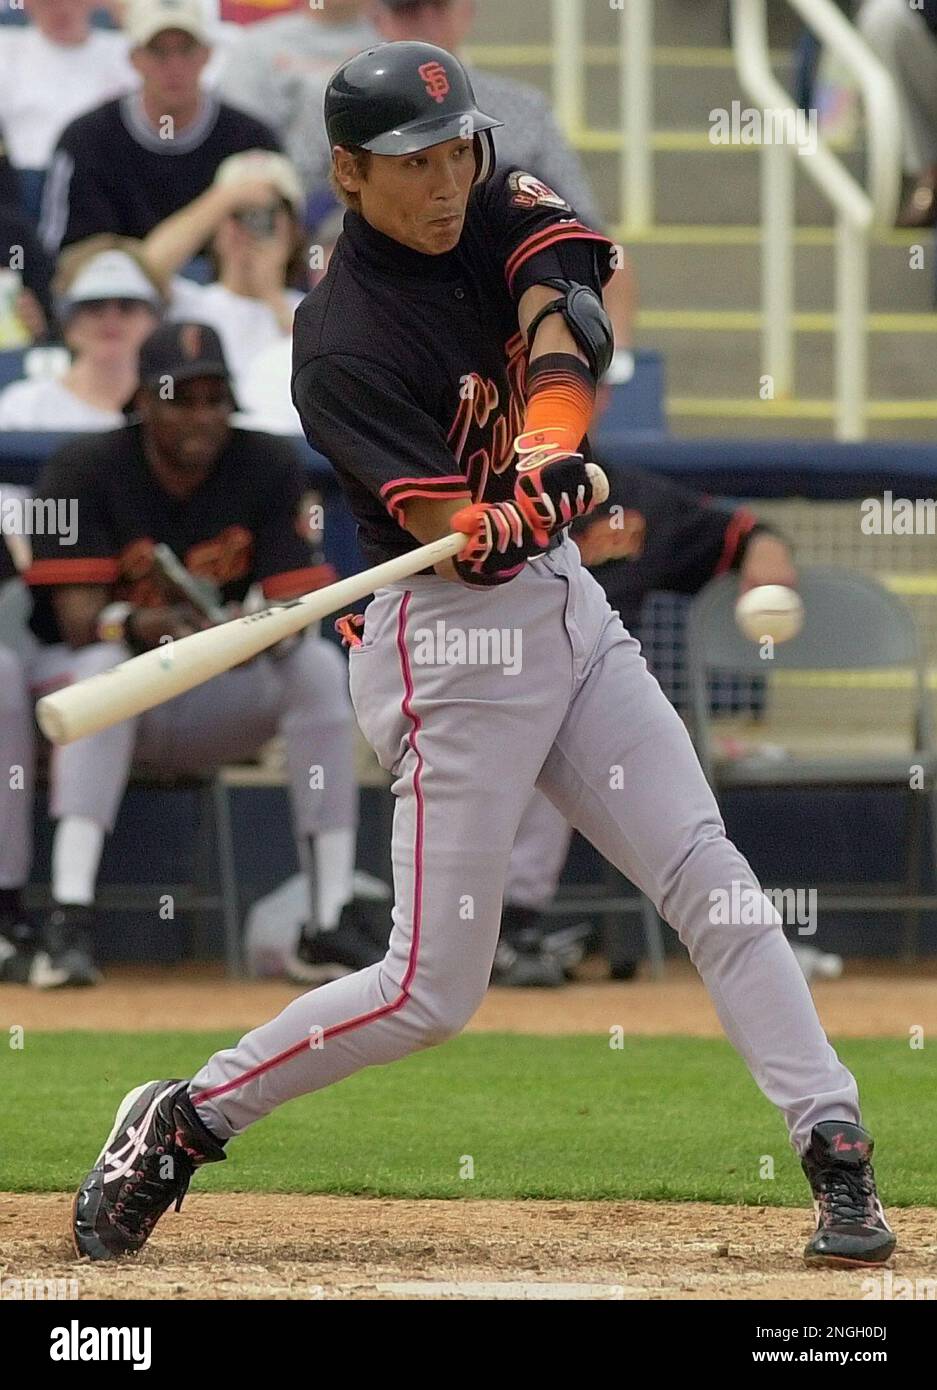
left=472, top=128, right=496, bottom=185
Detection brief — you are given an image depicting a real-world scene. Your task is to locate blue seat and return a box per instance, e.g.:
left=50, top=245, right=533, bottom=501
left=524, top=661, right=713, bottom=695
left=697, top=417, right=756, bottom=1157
left=595, top=350, right=667, bottom=440
left=0, top=349, right=27, bottom=389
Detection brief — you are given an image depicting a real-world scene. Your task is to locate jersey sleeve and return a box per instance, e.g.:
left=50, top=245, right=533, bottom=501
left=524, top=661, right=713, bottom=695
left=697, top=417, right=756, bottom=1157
left=292, top=354, right=471, bottom=525
left=479, top=167, right=615, bottom=301
left=249, top=439, right=337, bottom=601
left=25, top=443, right=119, bottom=588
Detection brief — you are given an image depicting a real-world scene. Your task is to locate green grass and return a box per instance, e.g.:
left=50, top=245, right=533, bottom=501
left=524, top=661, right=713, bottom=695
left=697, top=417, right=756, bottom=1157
left=1, top=1034, right=934, bottom=1205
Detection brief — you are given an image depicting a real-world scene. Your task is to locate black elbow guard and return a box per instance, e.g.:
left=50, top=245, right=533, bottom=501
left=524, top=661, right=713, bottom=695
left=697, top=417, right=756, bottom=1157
left=525, top=279, right=615, bottom=381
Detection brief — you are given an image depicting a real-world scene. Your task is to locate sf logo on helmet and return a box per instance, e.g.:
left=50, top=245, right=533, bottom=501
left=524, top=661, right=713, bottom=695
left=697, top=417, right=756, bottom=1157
left=418, top=61, right=450, bottom=104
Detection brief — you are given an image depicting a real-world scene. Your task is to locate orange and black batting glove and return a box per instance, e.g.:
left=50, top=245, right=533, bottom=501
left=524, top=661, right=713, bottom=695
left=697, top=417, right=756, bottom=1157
left=449, top=500, right=549, bottom=587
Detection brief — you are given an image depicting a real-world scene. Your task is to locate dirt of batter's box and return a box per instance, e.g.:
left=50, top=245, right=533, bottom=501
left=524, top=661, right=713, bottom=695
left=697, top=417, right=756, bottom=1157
left=6, top=958, right=937, bottom=1036
left=2, top=1194, right=935, bottom=1301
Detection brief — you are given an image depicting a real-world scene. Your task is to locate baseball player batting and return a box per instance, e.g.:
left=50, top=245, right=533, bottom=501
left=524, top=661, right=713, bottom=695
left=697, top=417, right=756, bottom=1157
left=72, top=42, right=894, bottom=1269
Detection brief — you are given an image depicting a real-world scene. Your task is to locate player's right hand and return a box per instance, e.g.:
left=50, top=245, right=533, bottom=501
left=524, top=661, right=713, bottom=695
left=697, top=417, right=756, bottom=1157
left=449, top=500, right=549, bottom=586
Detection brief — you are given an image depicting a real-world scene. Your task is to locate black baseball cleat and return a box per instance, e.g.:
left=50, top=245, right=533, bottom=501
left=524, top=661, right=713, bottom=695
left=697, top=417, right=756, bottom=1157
left=72, top=1079, right=226, bottom=1261
left=801, top=1121, right=896, bottom=1267
left=39, top=906, right=101, bottom=988
left=287, top=900, right=385, bottom=984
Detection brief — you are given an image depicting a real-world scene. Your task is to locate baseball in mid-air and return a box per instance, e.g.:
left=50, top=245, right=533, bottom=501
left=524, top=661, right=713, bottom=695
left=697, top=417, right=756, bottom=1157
left=735, top=584, right=804, bottom=644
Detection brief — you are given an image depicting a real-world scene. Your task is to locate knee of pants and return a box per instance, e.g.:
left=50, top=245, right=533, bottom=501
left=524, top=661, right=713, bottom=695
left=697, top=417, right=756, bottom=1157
left=277, top=633, right=353, bottom=713
left=0, top=647, right=29, bottom=718
left=390, top=965, right=489, bottom=1049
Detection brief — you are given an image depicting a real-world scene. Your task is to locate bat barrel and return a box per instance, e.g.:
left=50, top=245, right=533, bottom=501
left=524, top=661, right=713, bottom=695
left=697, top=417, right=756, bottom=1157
left=35, top=531, right=467, bottom=745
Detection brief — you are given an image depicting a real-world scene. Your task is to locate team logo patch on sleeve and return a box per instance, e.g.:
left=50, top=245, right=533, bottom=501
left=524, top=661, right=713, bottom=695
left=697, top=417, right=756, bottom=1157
left=508, top=172, right=572, bottom=211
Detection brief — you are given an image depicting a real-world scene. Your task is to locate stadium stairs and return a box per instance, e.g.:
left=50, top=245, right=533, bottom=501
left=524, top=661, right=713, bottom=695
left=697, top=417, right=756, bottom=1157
left=468, top=0, right=937, bottom=440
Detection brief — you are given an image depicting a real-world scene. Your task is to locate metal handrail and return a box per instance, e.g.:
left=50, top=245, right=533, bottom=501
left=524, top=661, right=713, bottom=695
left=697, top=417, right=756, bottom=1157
left=730, top=0, right=902, bottom=439
left=552, top=0, right=654, bottom=234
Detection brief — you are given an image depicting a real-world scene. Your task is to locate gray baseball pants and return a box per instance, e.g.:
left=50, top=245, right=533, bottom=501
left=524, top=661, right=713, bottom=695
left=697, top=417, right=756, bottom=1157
left=190, top=539, right=859, bottom=1155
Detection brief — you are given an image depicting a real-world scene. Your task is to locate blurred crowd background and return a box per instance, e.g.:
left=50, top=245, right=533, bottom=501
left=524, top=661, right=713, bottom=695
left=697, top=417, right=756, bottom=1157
left=1, top=0, right=936, bottom=994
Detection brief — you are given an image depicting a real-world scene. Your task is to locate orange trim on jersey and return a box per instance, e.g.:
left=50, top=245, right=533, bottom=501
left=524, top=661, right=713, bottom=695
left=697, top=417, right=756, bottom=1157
left=261, top=564, right=337, bottom=600
left=25, top=557, right=119, bottom=587
left=505, top=224, right=612, bottom=292
left=382, top=482, right=472, bottom=527
left=379, top=473, right=467, bottom=499
left=715, top=507, right=758, bottom=575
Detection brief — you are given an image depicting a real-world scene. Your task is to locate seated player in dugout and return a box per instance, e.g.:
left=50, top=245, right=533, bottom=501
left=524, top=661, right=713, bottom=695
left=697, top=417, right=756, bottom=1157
left=71, top=43, right=894, bottom=1272
left=497, top=442, right=798, bottom=986
left=7, top=322, right=380, bottom=990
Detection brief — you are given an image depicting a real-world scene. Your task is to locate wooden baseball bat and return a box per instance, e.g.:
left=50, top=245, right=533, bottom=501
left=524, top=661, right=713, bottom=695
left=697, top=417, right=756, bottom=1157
left=35, top=531, right=467, bottom=746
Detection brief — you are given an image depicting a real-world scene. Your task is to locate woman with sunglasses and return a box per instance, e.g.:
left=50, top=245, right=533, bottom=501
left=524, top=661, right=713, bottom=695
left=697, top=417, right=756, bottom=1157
left=0, top=239, right=164, bottom=431
left=140, top=150, right=308, bottom=423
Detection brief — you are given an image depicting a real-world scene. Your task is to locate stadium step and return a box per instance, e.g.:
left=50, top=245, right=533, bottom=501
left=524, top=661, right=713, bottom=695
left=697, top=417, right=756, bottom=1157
left=469, top=6, right=934, bottom=439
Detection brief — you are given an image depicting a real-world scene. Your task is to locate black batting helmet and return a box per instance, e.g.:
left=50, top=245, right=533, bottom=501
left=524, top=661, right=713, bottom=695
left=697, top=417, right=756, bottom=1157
left=324, top=41, right=502, bottom=184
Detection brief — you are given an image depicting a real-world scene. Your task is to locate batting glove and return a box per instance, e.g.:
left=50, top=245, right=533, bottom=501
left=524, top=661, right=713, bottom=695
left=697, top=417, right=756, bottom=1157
left=450, top=499, right=549, bottom=587
left=512, top=432, right=606, bottom=536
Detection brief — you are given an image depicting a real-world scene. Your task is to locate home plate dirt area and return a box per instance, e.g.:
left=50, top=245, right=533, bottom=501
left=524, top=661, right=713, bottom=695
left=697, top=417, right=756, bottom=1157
left=3, top=1194, right=935, bottom=1301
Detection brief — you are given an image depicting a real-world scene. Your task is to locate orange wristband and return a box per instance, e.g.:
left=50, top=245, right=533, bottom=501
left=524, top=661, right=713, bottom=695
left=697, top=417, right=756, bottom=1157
left=520, top=353, right=595, bottom=457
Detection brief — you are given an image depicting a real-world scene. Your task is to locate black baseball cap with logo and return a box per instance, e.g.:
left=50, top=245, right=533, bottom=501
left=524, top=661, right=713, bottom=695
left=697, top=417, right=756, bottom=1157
left=138, top=322, right=234, bottom=396
left=324, top=41, right=502, bottom=182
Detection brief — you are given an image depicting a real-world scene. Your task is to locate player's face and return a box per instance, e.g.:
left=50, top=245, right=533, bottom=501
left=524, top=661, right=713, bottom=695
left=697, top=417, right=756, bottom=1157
left=350, top=138, right=477, bottom=256
left=141, top=377, right=233, bottom=473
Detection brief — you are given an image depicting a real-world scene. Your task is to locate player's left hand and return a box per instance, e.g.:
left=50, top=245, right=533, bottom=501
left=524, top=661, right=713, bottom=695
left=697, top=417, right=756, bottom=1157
left=512, top=433, right=606, bottom=536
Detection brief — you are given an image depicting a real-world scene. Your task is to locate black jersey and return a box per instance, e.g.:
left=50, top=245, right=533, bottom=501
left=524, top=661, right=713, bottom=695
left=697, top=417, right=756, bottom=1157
left=292, top=168, right=614, bottom=567
left=26, top=424, right=328, bottom=645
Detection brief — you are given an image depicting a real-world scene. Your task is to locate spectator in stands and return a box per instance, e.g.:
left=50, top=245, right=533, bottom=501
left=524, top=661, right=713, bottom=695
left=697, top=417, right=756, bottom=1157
left=140, top=151, right=306, bottom=415
left=218, top=0, right=376, bottom=171
left=0, top=241, right=163, bottom=429
left=857, top=0, right=937, bottom=226
left=0, top=176, right=56, bottom=347
left=0, top=130, right=24, bottom=209
left=6, top=321, right=372, bottom=988
left=236, top=207, right=346, bottom=434
left=289, top=0, right=637, bottom=365
left=40, top=0, right=280, bottom=254
left=0, top=0, right=134, bottom=209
